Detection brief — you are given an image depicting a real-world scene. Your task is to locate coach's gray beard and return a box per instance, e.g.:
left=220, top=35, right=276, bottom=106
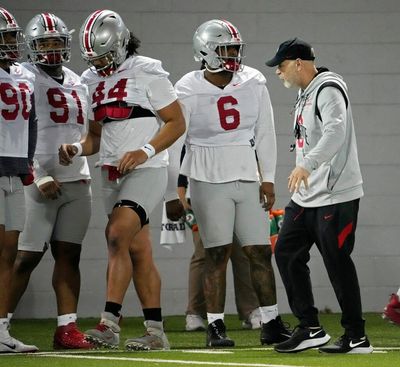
left=283, top=80, right=293, bottom=89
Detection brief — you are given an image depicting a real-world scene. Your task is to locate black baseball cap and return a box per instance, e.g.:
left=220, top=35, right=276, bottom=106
left=265, top=38, right=315, bottom=67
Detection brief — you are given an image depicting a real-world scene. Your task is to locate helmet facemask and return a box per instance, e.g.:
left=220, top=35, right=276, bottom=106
left=0, top=29, right=24, bottom=61
left=29, top=35, right=71, bottom=65
left=84, top=52, right=118, bottom=77
left=193, top=19, right=246, bottom=74
left=209, top=43, right=245, bottom=73
left=25, top=13, right=72, bottom=66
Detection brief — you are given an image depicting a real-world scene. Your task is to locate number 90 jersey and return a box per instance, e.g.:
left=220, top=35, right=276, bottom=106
left=0, top=64, right=34, bottom=159
left=22, top=63, right=90, bottom=181
left=174, top=66, right=277, bottom=184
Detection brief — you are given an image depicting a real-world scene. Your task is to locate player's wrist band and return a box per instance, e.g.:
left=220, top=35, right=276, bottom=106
left=140, top=143, right=156, bottom=158
left=35, top=176, right=54, bottom=188
left=72, top=142, right=83, bottom=157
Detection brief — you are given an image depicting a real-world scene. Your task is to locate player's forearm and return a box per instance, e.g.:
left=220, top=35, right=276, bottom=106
left=150, top=101, right=186, bottom=154
left=80, top=121, right=101, bottom=156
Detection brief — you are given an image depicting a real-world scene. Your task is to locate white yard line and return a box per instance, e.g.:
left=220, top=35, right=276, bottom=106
left=37, top=353, right=308, bottom=367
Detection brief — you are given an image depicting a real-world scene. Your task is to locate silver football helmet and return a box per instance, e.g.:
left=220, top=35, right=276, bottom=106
left=193, top=19, right=245, bottom=73
left=79, top=9, right=130, bottom=77
left=0, top=7, right=24, bottom=61
left=25, top=13, right=71, bottom=65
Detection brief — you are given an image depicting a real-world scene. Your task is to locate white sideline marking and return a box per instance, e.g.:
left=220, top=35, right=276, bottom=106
left=2, top=345, right=398, bottom=357
left=182, top=350, right=233, bottom=354
left=38, top=354, right=307, bottom=367
left=1, top=345, right=397, bottom=357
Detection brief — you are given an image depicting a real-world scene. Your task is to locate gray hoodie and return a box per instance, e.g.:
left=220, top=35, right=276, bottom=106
left=291, top=69, right=363, bottom=207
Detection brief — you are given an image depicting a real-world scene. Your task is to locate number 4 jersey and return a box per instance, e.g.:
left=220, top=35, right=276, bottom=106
left=22, top=63, right=90, bottom=182
left=174, top=66, right=277, bottom=184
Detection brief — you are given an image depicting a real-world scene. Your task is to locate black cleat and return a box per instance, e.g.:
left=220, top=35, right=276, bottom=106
left=260, top=316, right=292, bottom=345
left=206, top=319, right=235, bottom=348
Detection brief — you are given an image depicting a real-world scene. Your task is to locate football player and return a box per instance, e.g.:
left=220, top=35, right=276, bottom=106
left=0, top=7, right=38, bottom=353
left=169, top=19, right=291, bottom=347
left=58, top=9, right=185, bottom=350
left=8, top=13, right=93, bottom=349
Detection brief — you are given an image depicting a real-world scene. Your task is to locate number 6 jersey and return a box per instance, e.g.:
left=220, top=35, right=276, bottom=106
left=22, top=63, right=90, bottom=182
left=174, top=65, right=277, bottom=184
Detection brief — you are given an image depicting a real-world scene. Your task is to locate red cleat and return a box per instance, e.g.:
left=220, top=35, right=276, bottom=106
left=383, top=293, right=400, bottom=326
left=53, top=322, right=95, bottom=349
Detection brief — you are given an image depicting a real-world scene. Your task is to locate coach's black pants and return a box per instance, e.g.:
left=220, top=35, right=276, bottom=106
left=274, top=199, right=365, bottom=338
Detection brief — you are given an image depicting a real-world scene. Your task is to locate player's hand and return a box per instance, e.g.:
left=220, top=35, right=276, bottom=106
left=58, top=144, right=78, bottom=166
left=260, top=182, right=275, bottom=211
left=288, top=166, right=310, bottom=193
left=165, top=199, right=185, bottom=221
left=118, top=150, right=148, bottom=174
left=38, top=179, right=62, bottom=200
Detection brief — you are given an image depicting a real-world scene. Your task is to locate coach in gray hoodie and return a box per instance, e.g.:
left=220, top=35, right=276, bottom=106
left=265, top=38, right=372, bottom=354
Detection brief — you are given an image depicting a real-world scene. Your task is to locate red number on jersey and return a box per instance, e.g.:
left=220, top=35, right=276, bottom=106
left=108, top=79, right=128, bottom=100
left=19, top=83, right=30, bottom=120
left=92, top=81, right=106, bottom=107
left=217, top=96, right=240, bottom=130
left=91, top=78, right=128, bottom=106
left=71, top=90, right=84, bottom=125
left=47, top=88, right=84, bottom=125
left=47, top=88, right=69, bottom=123
left=0, top=83, right=20, bottom=120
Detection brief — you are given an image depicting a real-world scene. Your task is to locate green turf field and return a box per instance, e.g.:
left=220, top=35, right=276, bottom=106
left=1, top=313, right=399, bottom=367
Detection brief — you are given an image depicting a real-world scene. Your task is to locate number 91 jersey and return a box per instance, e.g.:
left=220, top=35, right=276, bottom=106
left=22, top=63, right=89, bottom=155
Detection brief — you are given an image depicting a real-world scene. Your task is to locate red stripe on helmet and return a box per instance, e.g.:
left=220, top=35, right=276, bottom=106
left=83, top=9, right=104, bottom=53
left=0, top=8, right=16, bottom=27
left=42, top=12, right=56, bottom=32
left=221, top=20, right=240, bottom=41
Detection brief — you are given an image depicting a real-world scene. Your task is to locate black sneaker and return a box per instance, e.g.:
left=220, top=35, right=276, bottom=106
left=319, top=335, right=373, bottom=354
left=274, top=325, right=330, bottom=353
left=260, top=316, right=292, bottom=345
left=206, top=319, right=235, bottom=347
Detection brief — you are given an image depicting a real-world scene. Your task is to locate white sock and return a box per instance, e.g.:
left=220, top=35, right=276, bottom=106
left=0, top=318, right=9, bottom=333
left=207, top=312, right=224, bottom=324
left=7, top=313, right=13, bottom=322
left=397, top=288, right=400, bottom=299
left=260, top=304, right=278, bottom=324
left=57, top=313, right=77, bottom=327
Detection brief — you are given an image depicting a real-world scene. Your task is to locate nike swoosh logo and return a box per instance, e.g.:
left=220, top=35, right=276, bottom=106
left=349, top=340, right=365, bottom=348
left=309, top=329, right=322, bottom=338
left=1, top=342, right=16, bottom=349
left=324, top=214, right=333, bottom=220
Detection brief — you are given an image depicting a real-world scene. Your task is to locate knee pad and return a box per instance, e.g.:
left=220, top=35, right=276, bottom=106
left=113, top=200, right=149, bottom=227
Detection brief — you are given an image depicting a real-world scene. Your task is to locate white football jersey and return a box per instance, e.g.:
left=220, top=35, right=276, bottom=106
left=174, top=66, right=276, bottom=183
left=81, top=55, right=177, bottom=168
left=22, top=63, right=90, bottom=182
left=0, top=64, right=34, bottom=159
